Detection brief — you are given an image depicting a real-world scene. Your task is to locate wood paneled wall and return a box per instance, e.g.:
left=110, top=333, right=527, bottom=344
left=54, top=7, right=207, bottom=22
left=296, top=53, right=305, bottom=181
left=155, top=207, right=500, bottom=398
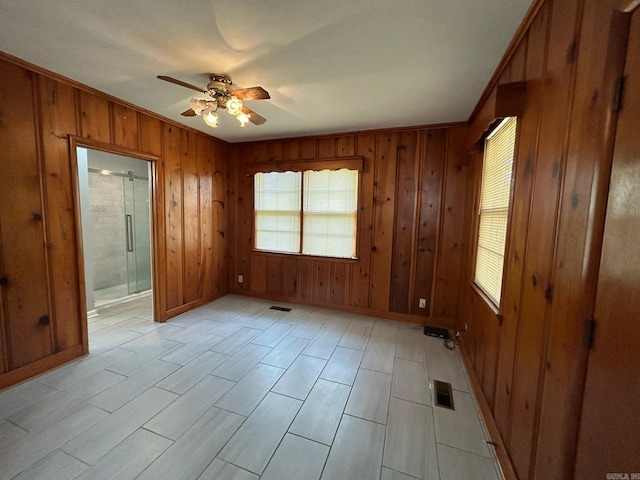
left=0, top=54, right=228, bottom=389
left=227, top=126, right=468, bottom=325
left=458, top=0, right=637, bottom=478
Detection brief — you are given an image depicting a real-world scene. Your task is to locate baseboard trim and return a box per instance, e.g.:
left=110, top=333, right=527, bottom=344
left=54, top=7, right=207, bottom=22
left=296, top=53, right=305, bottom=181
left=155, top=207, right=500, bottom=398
left=459, top=338, right=518, bottom=480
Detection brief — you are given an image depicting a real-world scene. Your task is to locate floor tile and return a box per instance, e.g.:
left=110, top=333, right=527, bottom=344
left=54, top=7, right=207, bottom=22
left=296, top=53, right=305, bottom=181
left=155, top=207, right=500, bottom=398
left=145, top=376, right=234, bottom=440
left=321, top=313, right=351, bottom=333
left=360, top=322, right=397, bottom=374
left=303, top=329, right=343, bottom=359
left=12, top=450, right=87, bottom=480
left=197, top=458, right=258, bottom=480
left=338, top=323, right=372, bottom=350
left=218, top=392, right=302, bottom=475
left=261, top=433, right=329, bottom=480
left=437, top=443, right=500, bottom=480
left=156, top=350, right=230, bottom=394
left=345, top=368, right=392, bottom=424
left=433, top=390, right=490, bottom=457
left=391, top=358, right=431, bottom=405
left=211, top=343, right=271, bottom=381
left=88, top=359, right=179, bottom=412
left=36, top=347, right=134, bottom=391
left=321, top=415, right=385, bottom=480
left=73, top=429, right=172, bottom=480
left=8, top=369, right=124, bottom=434
left=107, top=343, right=181, bottom=375
left=137, top=407, right=245, bottom=480
left=160, top=334, right=224, bottom=366
left=383, top=398, right=438, bottom=480
left=62, top=387, right=177, bottom=464
left=210, top=327, right=262, bottom=355
left=0, top=405, right=108, bottom=480
left=260, top=336, right=309, bottom=369
left=251, top=322, right=295, bottom=348
left=381, top=467, right=420, bottom=480
left=272, top=354, right=326, bottom=400
left=0, top=419, right=27, bottom=449
left=288, top=314, right=327, bottom=339
left=319, top=346, right=363, bottom=385
left=215, top=363, right=285, bottom=416
left=0, top=381, right=58, bottom=418
left=289, top=379, right=351, bottom=445
left=395, top=324, right=429, bottom=364
left=427, top=339, right=469, bottom=392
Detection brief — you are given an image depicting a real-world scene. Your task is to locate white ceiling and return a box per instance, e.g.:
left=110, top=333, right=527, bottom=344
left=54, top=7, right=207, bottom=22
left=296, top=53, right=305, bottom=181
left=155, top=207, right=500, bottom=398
left=0, top=0, right=533, bottom=143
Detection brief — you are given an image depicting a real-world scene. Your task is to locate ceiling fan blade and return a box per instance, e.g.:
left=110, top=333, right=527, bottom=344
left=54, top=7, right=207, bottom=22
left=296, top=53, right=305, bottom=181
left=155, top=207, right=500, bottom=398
left=181, top=108, right=197, bottom=117
left=233, top=86, right=270, bottom=101
left=243, top=106, right=266, bottom=125
left=157, top=75, right=205, bottom=93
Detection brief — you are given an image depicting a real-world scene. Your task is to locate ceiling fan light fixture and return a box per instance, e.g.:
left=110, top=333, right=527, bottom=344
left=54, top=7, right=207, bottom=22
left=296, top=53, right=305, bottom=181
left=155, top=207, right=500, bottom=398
left=189, top=97, right=210, bottom=115
left=226, top=96, right=243, bottom=116
left=236, top=111, right=250, bottom=127
left=202, top=109, right=218, bottom=128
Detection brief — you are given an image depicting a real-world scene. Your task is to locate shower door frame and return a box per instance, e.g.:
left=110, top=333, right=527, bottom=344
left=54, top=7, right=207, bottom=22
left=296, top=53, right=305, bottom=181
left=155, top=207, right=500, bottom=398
left=69, top=136, right=164, bottom=354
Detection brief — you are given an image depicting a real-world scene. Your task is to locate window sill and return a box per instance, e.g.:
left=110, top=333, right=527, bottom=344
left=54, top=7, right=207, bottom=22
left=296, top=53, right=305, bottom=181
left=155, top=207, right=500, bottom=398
left=252, top=249, right=359, bottom=264
left=470, top=281, right=503, bottom=321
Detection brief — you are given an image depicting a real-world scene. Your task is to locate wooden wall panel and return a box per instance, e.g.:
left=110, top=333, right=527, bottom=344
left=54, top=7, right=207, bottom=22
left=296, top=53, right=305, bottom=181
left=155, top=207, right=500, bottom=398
left=389, top=131, right=419, bottom=313
left=228, top=125, right=467, bottom=326
left=351, top=135, right=375, bottom=308
left=535, top=2, right=634, bottom=478
left=370, top=133, right=398, bottom=312
left=111, top=104, right=139, bottom=150
left=433, top=127, right=467, bottom=319
left=0, top=54, right=228, bottom=389
left=459, top=0, right=639, bottom=478
left=163, top=125, right=184, bottom=311
left=37, top=76, right=82, bottom=352
left=139, top=115, right=162, bottom=156
left=508, top=1, right=581, bottom=475
left=197, top=136, right=213, bottom=299
left=181, top=131, right=200, bottom=304
left=266, top=256, right=283, bottom=295
left=493, top=3, right=550, bottom=441
left=413, top=129, right=446, bottom=315
left=0, top=63, right=52, bottom=369
left=78, top=90, right=111, bottom=143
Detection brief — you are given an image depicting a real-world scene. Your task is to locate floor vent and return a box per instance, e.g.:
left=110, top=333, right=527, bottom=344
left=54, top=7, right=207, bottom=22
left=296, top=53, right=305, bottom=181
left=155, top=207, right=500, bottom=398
left=269, top=306, right=292, bottom=312
left=433, top=380, right=455, bottom=410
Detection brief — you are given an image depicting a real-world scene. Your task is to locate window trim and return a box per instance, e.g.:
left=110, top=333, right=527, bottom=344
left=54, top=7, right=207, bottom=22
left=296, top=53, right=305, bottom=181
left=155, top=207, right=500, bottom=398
left=252, top=168, right=361, bottom=260
left=471, top=116, right=519, bottom=311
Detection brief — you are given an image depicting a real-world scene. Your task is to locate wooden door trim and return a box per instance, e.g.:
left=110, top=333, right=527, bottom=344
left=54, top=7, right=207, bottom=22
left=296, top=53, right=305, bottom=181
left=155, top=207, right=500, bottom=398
left=68, top=136, right=163, bottom=353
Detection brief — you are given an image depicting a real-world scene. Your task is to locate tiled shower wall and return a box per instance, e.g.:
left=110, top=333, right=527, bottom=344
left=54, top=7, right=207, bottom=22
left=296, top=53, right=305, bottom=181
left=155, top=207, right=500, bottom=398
left=89, top=172, right=127, bottom=290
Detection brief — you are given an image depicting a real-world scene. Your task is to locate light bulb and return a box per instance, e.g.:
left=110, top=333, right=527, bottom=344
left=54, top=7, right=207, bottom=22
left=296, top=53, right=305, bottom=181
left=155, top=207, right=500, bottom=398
left=236, top=111, right=250, bottom=127
left=190, top=97, right=209, bottom=115
left=202, top=110, right=218, bottom=127
left=226, top=96, right=243, bottom=116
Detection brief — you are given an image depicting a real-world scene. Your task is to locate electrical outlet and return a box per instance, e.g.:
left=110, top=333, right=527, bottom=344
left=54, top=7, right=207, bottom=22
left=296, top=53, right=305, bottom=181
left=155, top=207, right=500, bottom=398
left=419, top=298, right=427, bottom=309
left=238, top=274, right=243, bottom=284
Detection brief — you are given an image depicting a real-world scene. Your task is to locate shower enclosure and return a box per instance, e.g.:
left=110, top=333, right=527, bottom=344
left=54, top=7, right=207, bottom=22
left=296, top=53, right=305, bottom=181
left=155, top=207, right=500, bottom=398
left=77, top=147, right=152, bottom=311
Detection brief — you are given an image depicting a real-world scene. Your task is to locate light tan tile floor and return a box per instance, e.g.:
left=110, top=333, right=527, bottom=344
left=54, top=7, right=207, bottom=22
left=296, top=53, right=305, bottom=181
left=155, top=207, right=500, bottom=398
left=0, top=294, right=503, bottom=480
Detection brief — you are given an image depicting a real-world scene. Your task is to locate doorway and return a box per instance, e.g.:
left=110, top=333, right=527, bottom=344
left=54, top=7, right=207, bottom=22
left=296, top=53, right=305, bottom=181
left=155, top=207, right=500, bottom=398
left=76, top=147, right=153, bottom=315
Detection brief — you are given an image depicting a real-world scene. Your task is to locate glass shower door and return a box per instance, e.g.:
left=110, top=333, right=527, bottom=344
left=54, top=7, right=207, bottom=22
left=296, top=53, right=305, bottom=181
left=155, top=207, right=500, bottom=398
left=124, top=172, right=152, bottom=295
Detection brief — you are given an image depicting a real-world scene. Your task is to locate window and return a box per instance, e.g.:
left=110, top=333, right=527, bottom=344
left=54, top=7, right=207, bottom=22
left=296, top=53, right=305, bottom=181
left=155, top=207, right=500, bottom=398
left=254, top=169, right=358, bottom=258
left=474, top=116, right=517, bottom=306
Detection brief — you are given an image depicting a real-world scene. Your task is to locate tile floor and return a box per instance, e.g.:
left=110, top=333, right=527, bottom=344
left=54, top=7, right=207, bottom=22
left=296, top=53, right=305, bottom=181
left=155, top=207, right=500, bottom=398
left=0, top=294, right=503, bottom=480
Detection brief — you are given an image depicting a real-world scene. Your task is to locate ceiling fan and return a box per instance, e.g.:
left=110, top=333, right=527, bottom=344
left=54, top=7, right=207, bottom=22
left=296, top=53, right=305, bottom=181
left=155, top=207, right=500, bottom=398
left=157, top=73, right=270, bottom=127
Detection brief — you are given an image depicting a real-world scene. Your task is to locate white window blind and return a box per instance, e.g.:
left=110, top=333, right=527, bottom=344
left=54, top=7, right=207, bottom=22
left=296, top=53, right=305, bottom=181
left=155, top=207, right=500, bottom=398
left=254, top=171, right=301, bottom=253
left=254, top=169, right=358, bottom=258
left=302, top=169, right=358, bottom=258
left=474, top=116, right=517, bottom=306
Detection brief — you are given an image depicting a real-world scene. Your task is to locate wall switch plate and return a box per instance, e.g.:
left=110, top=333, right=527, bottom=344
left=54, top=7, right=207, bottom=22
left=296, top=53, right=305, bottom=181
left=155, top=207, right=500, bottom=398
left=238, top=274, right=243, bottom=284
left=419, top=298, right=427, bottom=309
